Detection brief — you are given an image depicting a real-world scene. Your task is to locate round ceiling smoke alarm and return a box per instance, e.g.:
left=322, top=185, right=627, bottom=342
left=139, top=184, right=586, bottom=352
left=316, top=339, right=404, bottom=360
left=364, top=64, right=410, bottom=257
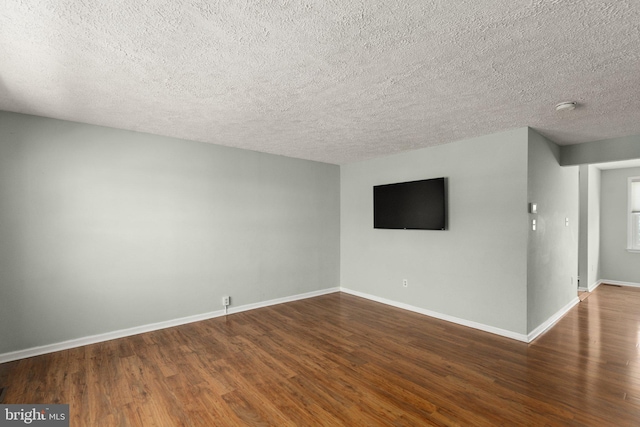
left=555, top=101, right=577, bottom=112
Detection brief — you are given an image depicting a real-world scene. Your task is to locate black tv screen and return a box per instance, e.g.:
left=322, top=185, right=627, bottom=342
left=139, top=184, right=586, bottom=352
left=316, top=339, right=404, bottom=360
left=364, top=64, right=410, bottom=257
left=374, top=177, right=446, bottom=230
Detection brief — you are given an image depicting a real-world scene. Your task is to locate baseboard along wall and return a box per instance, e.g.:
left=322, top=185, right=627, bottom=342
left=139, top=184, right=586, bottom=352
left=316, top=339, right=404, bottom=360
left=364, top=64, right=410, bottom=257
left=340, top=287, right=579, bottom=344
left=599, top=279, right=640, bottom=288
left=0, top=287, right=340, bottom=364
left=6, top=281, right=638, bottom=363
left=339, top=288, right=530, bottom=342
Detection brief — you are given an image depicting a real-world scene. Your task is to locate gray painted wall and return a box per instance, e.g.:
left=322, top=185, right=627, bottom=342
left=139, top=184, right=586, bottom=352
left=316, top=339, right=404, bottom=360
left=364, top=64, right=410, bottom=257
left=578, top=165, right=588, bottom=289
left=526, top=130, right=579, bottom=332
left=578, top=165, right=601, bottom=290
left=561, top=134, right=640, bottom=166
left=0, top=112, right=340, bottom=354
left=588, top=166, right=602, bottom=288
left=341, top=128, right=529, bottom=335
left=600, top=167, right=640, bottom=283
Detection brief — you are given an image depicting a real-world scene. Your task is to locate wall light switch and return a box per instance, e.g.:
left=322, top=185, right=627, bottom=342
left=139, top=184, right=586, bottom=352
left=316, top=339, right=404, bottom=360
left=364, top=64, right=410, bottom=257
left=532, top=219, right=537, bottom=231
left=565, top=218, right=569, bottom=227
left=529, top=203, right=537, bottom=214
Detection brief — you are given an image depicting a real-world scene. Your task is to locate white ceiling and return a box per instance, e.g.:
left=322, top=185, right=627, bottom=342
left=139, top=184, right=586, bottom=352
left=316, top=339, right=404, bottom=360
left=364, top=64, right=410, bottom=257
left=1, top=1, right=639, bottom=165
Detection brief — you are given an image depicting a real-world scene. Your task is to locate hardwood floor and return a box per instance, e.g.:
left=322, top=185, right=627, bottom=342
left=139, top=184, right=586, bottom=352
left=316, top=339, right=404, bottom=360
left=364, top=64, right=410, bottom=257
left=2, top=285, right=640, bottom=425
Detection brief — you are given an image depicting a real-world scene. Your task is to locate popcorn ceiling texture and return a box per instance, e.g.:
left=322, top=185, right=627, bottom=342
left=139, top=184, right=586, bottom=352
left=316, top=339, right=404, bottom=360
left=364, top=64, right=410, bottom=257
left=1, top=0, right=639, bottom=164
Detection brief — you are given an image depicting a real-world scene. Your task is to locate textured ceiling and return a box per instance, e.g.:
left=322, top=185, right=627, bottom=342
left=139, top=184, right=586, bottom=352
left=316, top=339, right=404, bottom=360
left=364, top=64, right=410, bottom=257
left=1, top=1, right=639, bottom=164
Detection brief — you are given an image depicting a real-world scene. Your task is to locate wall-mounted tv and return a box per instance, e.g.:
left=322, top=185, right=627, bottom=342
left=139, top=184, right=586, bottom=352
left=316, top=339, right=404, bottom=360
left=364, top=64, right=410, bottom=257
left=373, top=177, right=446, bottom=230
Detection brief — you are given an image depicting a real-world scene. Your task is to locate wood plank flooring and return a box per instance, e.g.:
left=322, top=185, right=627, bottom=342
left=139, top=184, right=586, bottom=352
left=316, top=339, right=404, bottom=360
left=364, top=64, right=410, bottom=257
left=2, top=285, right=640, bottom=425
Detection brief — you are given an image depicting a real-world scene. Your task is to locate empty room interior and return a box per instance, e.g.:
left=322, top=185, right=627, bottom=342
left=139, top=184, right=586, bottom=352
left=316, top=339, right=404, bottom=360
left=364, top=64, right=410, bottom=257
left=2, top=1, right=640, bottom=425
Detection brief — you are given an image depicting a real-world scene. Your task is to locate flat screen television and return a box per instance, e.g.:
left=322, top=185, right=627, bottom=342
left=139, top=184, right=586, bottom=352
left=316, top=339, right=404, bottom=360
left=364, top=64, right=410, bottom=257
left=373, top=177, right=446, bottom=230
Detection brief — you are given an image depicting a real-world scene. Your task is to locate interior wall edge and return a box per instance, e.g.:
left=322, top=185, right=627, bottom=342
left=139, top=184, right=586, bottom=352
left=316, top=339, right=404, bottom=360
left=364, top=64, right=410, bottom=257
left=526, top=296, right=579, bottom=342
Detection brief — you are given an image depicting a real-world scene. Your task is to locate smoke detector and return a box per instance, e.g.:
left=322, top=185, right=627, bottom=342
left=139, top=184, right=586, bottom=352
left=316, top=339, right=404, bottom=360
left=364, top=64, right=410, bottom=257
left=555, top=101, right=577, bottom=112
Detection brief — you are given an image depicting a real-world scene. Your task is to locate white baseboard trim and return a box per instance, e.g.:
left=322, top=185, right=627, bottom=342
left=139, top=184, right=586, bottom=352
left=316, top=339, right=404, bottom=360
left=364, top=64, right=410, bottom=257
left=340, top=287, right=530, bottom=343
left=527, top=297, right=579, bottom=342
left=578, top=280, right=604, bottom=292
left=600, top=279, right=640, bottom=288
left=0, top=287, right=340, bottom=364
left=588, top=281, right=602, bottom=292
left=225, top=287, right=340, bottom=315
left=578, top=280, right=602, bottom=293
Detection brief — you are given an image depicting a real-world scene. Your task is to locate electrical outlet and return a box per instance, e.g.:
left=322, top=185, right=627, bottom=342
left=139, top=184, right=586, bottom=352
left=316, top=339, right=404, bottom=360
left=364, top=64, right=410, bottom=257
left=403, top=279, right=408, bottom=288
left=222, top=296, right=230, bottom=306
